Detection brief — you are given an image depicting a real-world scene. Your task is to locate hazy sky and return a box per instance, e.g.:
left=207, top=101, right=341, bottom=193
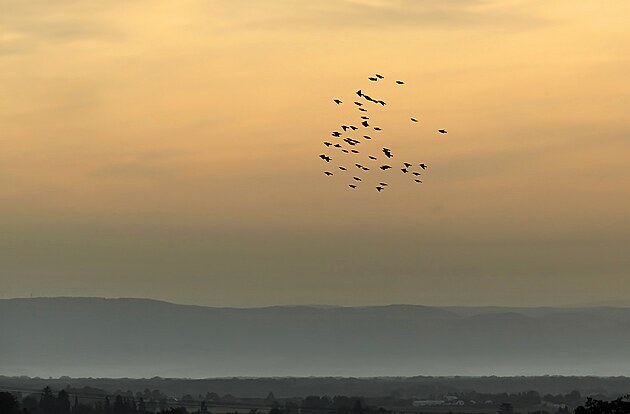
left=1, top=0, right=629, bottom=307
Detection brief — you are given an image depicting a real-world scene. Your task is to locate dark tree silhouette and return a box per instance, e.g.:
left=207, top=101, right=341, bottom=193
left=574, top=394, right=630, bottom=414
left=0, top=392, right=20, bottom=414
left=41, top=386, right=57, bottom=414
left=57, top=389, right=72, bottom=414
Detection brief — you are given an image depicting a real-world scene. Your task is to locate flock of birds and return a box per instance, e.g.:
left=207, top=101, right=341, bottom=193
left=320, top=73, right=448, bottom=192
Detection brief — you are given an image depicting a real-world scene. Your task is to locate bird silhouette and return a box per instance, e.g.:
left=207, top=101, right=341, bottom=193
left=438, top=129, right=447, bottom=134
left=358, top=107, right=367, bottom=112
left=339, top=166, right=347, bottom=170
left=334, top=99, right=342, bottom=104
left=355, top=163, right=363, bottom=169
left=375, top=74, right=384, bottom=79
left=376, top=186, right=384, bottom=192
left=415, top=179, right=423, bottom=183
left=419, top=163, right=427, bottom=169
left=342, top=149, right=349, bottom=153
left=333, top=143, right=342, bottom=148
left=374, top=127, right=382, bottom=131
left=353, top=177, right=362, bottom=181
left=382, top=148, right=393, bottom=158
left=361, top=116, right=369, bottom=119
left=341, top=125, right=349, bottom=131
left=401, top=168, right=408, bottom=173
left=354, top=101, right=363, bottom=106
left=377, top=100, right=386, bottom=106
left=396, top=80, right=404, bottom=84
left=331, top=131, right=341, bottom=137
left=411, top=118, right=418, bottom=122
left=363, top=135, right=371, bottom=140
left=368, top=156, right=377, bottom=160
left=324, top=142, right=332, bottom=147
left=351, top=149, right=359, bottom=153
left=320, top=154, right=331, bottom=162
left=379, top=182, right=388, bottom=186
left=361, top=120, right=369, bottom=127
left=356, top=90, right=363, bottom=97
left=362, top=167, right=370, bottom=171
left=380, top=165, right=392, bottom=170
left=349, top=184, right=357, bottom=188
left=368, top=77, right=378, bottom=81
left=324, top=171, right=333, bottom=176
left=349, top=125, right=358, bottom=130
left=404, top=162, right=412, bottom=167
left=412, top=172, right=421, bottom=176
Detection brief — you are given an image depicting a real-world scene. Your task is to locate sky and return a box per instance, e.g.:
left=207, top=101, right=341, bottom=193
left=1, top=0, right=629, bottom=307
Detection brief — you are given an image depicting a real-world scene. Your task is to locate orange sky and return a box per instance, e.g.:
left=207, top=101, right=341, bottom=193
left=1, top=0, right=629, bottom=306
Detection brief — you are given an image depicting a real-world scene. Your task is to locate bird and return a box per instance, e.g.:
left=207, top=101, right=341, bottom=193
left=382, top=148, right=393, bottom=158
left=380, top=165, right=392, bottom=170
left=358, top=108, right=367, bottom=112
left=374, top=127, right=382, bottom=131
left=364, top=95, right=376, bottom=102
left=349, top=184, right=357, bottom=188
left=411, top=118, right=418, bottom=122
left=334, top=99, right=342, bottom=104
left=419, top=163, right=427, bottom=169
left=333, top=143, right=342, bottom=148
left=368, top=156, right=377, bottom=160
left=354, top=101, right=363, bottom=106
left=368, top=77, right=378, bottom=81
left=331, top=131, right=341, bottom=137
left=341, top=125, right=349, bottom=131
left=342, top=149, right=349, bottom=153
left=438, top=129, right=447, bottom=134
left=349, top=125, right=358, bottom=130
left=412, top=172, right=421, bottom=176
left=361, top=120, right=369, bottom=127
left=320, top=154, right=331, bottom=162
left=404, top=162, right=412, bottom=167
left=377, top=100, right=386, bottom=106
left=379, top=182, right=388, bottom=186
left=355, top=163, right=363, bottom=169
left=401, top=168, right=408, bottom=173
left=363, top=135, right=371, bottom=140
left=324, top=142, right=332, bottom=147
left=396, top=80, right=404, bottom=84
left=353, top=177, right=362, bottom=181
left=339, top=166, right=347, bottom=170
left=376, top=186, right=384, bottom=192
left=375, top=74, right=384, bottom=79
left=351, top=149, right=359, bottom=153
left=415, top=179, right=423, bottom=183
left=362, top=167, right=369, bottom=171
left=324, top=171, right=333, bottom=176
left=361, top=116, right=369, bottom=119
left=356, top=90, right=363, bottom=97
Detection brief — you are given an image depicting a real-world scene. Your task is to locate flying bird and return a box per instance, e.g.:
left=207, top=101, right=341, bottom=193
left=404, top=162, right=412, bottom=167
left=361, top=120, right=369, bottom=127
left=401, top=168, right=408, bottom=173
left=438, top=129, right=447, bottom=134
left=354, top=101, right=363, bottom=106
left=324, top=142, right=332, bottom=147
left=324, top=171, right=333, bottom=176
left=339, top=166, right=347, bottom=170
left=353, top=177, right=362, bottom=181
left=415, top=179, right=423, bottom=183
left=358, top=108, right=367, bottom=112
left=382, top=148, right=393, bottom=158
left=351, top=149, right=359, bottom=153
left=361, top=116, right=369, bottom=119
left=368, top=156, right=377, bottom=160
left=363, top=135, right=371, bottom=140
left=334, top=99, right=342, bottom=104
left=396, top=80, right=404, bottom=84
left=320, top=154, right=331, bottom=162
left=349, top=184, right=357, bottom=188
left=412, top=172, right=421, bottom=176
left=419, top=163, right=427, bottom=169
left=380, top=165, right=392, bottom=170
left=411, top=118, right=418, bottom=122
left=368, top=77, right=378, bottom=81
left=377, top=100, right=386, bottom=106
left=374, top=127, right=382, bottom=131
left=349, top=125, right=358, bottom=130
left=375, top=74, right=384, bottom=79
left=355, top=163, right=363, bottom=169
left=333, top=143, right=342, bottom=148
left=342, top=149, right=349, bottom=153
left=356, top=90, right=363, bottom=97
left=362, top=167, right=369, bottom=171
left=376, top=186, right=384, bottom=192
left=379, top=182, right=388, bottom=186
left=331, top=131, right=341, bottom=137
left=341, top=125, right=349, bottom=131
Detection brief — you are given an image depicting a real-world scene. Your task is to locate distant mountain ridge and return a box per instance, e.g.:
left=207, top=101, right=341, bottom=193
left=2, top=297, right=630, bottom=378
